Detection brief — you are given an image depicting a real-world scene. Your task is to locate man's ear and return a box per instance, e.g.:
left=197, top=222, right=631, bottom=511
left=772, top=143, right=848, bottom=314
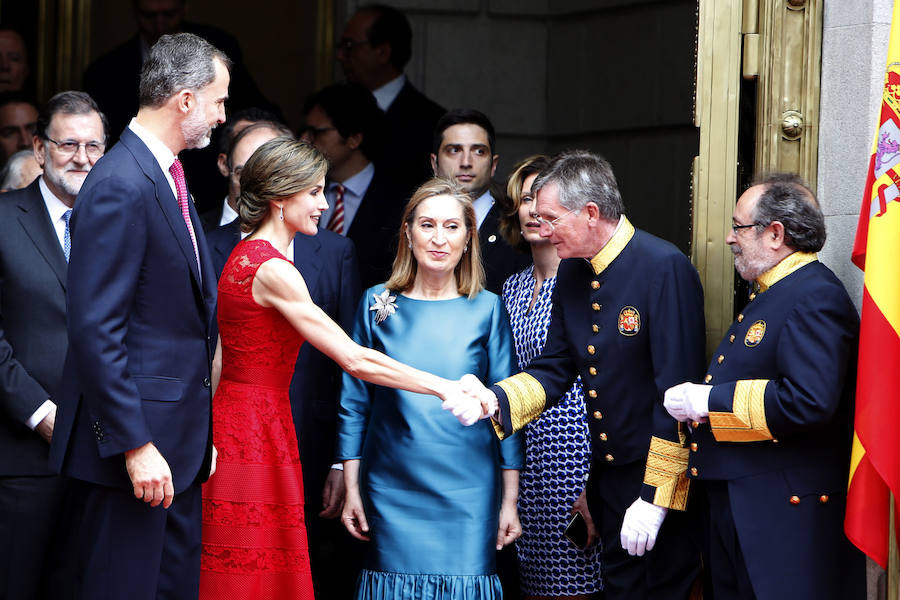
left=584, top=202, right=601, bottom=222
left=217, top=153, right=230, bottom=178
left=32, top=136, right=45, bottom=167
left=490, top=154, right=499, bottom=178
left=346, top=132, right=363, bottom=151
left=768, top=220, right=786, bottom=249
left=430, top=154, right=439, bottom=176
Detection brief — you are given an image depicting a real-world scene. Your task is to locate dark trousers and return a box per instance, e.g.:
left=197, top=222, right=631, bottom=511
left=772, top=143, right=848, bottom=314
left=0, top=475, right=66, bottom=600
left=61, top=478, right=202, bottom=600
left=703, top=481, right=756, bottom=600
left=587, top=460, right=699, bottom=600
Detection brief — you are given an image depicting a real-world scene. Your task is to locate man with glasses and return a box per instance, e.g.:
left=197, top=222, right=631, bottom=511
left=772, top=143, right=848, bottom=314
left=450, top=150, right=706, bottom=599
left=0, top=90, right=106, bottom=598
left=337, top=4, right=444, bottom=198
left=661, top=173, right=865, bottom=599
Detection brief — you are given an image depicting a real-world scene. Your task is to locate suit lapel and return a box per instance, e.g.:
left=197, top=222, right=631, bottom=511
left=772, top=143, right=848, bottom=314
left=293, top=233, right=322, bottom=298
left=16, top=181, right=67, bottom=290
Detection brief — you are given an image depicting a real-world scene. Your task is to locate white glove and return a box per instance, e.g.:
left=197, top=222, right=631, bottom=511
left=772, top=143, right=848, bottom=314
left=442, top=375, right=496, bottom=426
left=663, top=382, right=711, bottom=423
left=620, top=497, right=668, bottom=556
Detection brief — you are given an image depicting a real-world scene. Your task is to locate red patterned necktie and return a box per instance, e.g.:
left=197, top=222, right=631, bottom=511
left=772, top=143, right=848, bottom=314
left=327, top=183, right=345, bottom=234
left=168, top=158, right=201, bottom=274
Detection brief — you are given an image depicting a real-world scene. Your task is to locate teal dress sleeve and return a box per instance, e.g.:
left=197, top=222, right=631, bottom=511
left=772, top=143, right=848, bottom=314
left=335, top=287, right=377, bottom=460
left=486, top=295, right=525, bottom=470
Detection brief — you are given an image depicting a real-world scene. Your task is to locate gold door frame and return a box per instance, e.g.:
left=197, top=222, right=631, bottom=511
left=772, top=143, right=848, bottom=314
left=693, top=0, right=823, bottom=353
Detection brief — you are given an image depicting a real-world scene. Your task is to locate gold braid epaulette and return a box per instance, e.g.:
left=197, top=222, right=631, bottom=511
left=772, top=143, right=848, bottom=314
left=709, top=379, right=773, bottom=442
left=643, top=436, right=691, bottom=511
left=493, top=373, right=546, bottom=440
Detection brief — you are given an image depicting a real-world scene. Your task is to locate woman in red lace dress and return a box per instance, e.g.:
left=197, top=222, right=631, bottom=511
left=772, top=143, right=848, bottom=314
left=199, top=138, right=483, bottom=600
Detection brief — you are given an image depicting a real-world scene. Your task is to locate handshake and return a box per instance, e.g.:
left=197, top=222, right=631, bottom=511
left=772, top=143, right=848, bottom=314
left=441, top=374, right=499, bottom=426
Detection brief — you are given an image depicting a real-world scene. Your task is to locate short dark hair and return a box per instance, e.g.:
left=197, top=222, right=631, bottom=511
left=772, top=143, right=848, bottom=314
left=432, top=108, right=496, bottom=156
left=0, top=91, right=38, bottom=112
left=360, top=4, right=412, bottom=70
left=138, top=33, right=231, bottom=108
left=750, top=172, right=826, bottom=252
left=532, top=150, right=624, bottom=220
left=302, top=83, right=384, bottom=161
left=217, top=106, right=282, bottom=154
left=35, top=91, right=108, bottom=144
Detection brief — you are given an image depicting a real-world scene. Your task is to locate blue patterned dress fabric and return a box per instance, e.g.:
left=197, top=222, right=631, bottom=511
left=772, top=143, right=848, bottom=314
left=502, top=266, right=603, bottom=596
left=337, top=285, right=524, bottom=600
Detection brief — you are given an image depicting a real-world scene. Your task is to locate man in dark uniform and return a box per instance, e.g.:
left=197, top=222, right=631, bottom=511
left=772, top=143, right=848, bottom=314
left=662, top=173, right=866, bottom=599
left=452, top=150, right=705, bottom=599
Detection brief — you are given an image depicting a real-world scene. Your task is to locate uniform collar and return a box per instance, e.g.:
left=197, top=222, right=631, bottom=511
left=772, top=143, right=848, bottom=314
left=756, top=251, right=817, bottom=292
left=588, top=215, right=633, bottom=275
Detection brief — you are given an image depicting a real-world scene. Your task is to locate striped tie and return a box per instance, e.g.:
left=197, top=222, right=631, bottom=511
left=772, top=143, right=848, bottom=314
left=168, top=158, right=201, bottom=275
left=62, top=209, right=72, bottom=262
left=327, top=183, right=345, bottom=234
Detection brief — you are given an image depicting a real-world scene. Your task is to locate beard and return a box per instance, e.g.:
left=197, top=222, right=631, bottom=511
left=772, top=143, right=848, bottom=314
left=43, top=160, right=89, bottom=199
left=731, top=244, right=772, bottom=281
left=182, top=106, right=212, bottom=149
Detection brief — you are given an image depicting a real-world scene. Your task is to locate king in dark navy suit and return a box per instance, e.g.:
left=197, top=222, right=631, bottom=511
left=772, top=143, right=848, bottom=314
left=49, top=34, right=230, bottom=600
left=663, top=173, right=866, bottom=600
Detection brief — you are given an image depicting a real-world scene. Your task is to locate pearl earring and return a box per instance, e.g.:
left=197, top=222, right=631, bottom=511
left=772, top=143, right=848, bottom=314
left=464, top=243, right=468, bottom=253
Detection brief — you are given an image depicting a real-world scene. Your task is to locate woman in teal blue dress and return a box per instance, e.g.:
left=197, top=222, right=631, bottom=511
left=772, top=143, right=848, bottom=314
left=337, top=178, right=524, bottom=599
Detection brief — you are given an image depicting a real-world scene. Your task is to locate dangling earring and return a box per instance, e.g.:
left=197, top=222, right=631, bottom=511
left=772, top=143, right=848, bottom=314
left=407, top=240, right=412, bottom=249
left=279, top=205, right=284, bottom=221
left=464, top=243, right=469, bottom=253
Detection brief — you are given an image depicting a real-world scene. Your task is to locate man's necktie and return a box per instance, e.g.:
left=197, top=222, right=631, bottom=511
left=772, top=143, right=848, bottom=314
left=168, top=158, right=201, bottom=274
left=62, top=208, right=72, bottom=262
left=327, top=183, right=345, bottom=234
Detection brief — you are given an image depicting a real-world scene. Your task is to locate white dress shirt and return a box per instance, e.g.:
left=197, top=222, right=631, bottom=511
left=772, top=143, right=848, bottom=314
left=372, top=74, right=406, bottom=112
left=220, top=197, right=239, bottom=226
left=472, top=190, right=494, bottom=230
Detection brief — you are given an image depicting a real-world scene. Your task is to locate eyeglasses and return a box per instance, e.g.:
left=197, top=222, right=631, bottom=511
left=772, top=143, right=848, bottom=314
left=335, top=38, right=370, bottom=53
left=731, top=221, right=761, bottom=233
left=230, top=165, right=244, bottom=179
left=300, top=126, right=336, bottom=140
left=45, top=137, right=105, bottom=159
left=532, top=207, right=581, bottom=232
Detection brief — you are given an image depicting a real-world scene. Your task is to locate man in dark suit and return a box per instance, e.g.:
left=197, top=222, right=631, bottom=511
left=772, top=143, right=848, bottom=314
left=337, top=4, right=445, bottom=198
left=207, top=121, right=363, bottom=599
left=49, top=33, right=228, bottom=600
left=431, top=109, right=530, bottom=294
left=662, top=174, right=866, bottom=599
left=0, top=90, right=106, bottom=599
left=302, top=82, right=404, bottom=289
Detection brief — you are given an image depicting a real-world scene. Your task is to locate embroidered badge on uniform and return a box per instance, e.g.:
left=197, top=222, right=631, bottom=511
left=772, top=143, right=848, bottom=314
left=618, top=306, right=640, bottom=336
left=744, top=320, right=766, bottom=347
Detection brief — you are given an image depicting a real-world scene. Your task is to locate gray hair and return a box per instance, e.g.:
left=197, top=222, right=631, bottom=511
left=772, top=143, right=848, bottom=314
left=36, top=90, right=108, bottom=143
left=138, top=33, right=231, bottom=108
left=750, top=172, right=825, bottom=252
left=0, top=149, right=39, bottom=190
left=532, top=150, right=624, bottom=219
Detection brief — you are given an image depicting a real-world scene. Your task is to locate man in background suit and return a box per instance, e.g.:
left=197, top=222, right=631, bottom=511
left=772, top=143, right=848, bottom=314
left=207, top=121, right=363, bottom=599
left=0, top=90, right=106, bottom=599
left=0, top=92, right=38, bottom=165
left=302, top=82, right=403, bottom=288
left=337, top=4, right=445, bottom=198
left=431, top=109, right=530, bottom=294
left=49, top=33, right=228, bottom=600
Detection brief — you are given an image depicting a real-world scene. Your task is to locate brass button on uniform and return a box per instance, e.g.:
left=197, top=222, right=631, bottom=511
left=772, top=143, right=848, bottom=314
left=605, top=454, right=614, bottom=462
left=749, top=292, right=757, bottom=301
left=691, top=420, right=700, bottom=429
left=737, top=314, right=744, bottom=323
left=588, top=390, right=598, bottom=398
left=593, top=410, right=603, bottom=420
left=690, top=442, right=698, bottom=452
left=589, top=366, right=597, bottom=376
left=772, top=439, right=779, bottom=444
left=729, top=334, right=736, bottom=343
left=704, top=374, right=712, bottom=383
left=690, top=467, right=698, bottom=476
left=819, top=495, right=830, bottom=504
left=717, top=355, right=724, bottom=364
left=592, top=303, right=601, bottom=311
left=599, top=433, right=608, bottom=441
left=591, top=280, right=600, bottom=290
left=587, top=345, right=595, bottom=355
left=592, top=324, right=599, bottom=333
left=790, top=495, right=801, bottom=505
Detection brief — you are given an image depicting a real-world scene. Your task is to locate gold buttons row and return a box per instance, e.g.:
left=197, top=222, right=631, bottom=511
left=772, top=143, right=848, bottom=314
left=593, top=410, right=603, bottom=420
left=789, top=495, right=829, bottom=505
left=592, top=303, right=601, bottom=311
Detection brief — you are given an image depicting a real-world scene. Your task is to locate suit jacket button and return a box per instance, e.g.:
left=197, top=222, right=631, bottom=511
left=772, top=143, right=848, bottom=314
left=605, top=454, right=614, bottom=462
left=589, top=367, right=597, bottom=376
left=749, top=292, right=757, bottom=301
left=737, top=314, right=744, bottom=323
left=790, top=495, right=801, bottom=505
left=587, top=345, right=595, bottom=355
left=819, top=495, right=829, bottom=504
left=588, top=389, right=597, bottom=398
left=704, top=374, right=712, bottom=383
left=203, top=377, right=211, bottom=388
left=691, top=421, right=700, bottom=429
left=690, top=442, right=698, bottom=452
left=599, top=433, right=608, bottom=441
left=593, top=410, right=603, bottom=420
left=592, top=324, right=599, bottom=333
left=690, top=467, right=698, bottom=476
left=591, top=280, right=600, bottom=290
left=488, top=234, right=497, bottom=243
left=592, top=303, right=601, bottom=311
left=717, top=355, right=724, bottom=364
left=729, top=334, right=736, bottom=343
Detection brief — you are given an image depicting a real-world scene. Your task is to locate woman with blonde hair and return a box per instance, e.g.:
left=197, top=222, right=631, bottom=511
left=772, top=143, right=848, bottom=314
left=338, top=177, right=524, bottom=599
left=199, top=141, right=475, bottom=600
left=499, top=155, right=603, bottom=599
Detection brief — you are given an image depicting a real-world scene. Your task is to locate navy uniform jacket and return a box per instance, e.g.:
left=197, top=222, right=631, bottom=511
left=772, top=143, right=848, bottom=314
left=492, top=218, right=706, bottom=510
left=689, top=252, right=865, bottom=599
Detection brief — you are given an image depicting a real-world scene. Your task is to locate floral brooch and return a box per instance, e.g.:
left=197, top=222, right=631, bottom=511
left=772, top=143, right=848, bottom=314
left=369, top=288, right=398, bottom=324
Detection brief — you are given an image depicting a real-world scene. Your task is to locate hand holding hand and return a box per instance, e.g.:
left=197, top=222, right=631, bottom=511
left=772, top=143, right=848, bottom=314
left=124, top=441, right=174, bottom=509
left=571, top=489, right=598, bottom=548
left=319, top=468, right=345, bottom=519
left=620, top=497, right=667, bottom=556
left=442, top=376, right=497, bottom=426
left=663, top=382, right=712, bottom=423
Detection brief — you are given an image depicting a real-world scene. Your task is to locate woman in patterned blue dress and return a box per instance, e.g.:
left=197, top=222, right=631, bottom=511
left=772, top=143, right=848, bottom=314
left=499, top=156, right=603, bottom=599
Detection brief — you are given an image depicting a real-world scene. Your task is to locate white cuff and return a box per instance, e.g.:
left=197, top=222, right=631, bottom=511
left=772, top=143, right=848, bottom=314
left=330, top=463, right=344, bottom=471
left=25, top=400, right=55, bottom=430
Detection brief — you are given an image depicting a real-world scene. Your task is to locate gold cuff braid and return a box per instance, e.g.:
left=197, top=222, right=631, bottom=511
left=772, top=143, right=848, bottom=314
left=709, top=379, right=773, bottom=442
left=494, top=373, right=546, bottom=439
left=643, top=436, right=691, bottom=510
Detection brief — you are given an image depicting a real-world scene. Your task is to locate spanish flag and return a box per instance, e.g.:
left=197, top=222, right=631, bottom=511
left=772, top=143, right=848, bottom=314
left=846, top=0, right=900, bottom=568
